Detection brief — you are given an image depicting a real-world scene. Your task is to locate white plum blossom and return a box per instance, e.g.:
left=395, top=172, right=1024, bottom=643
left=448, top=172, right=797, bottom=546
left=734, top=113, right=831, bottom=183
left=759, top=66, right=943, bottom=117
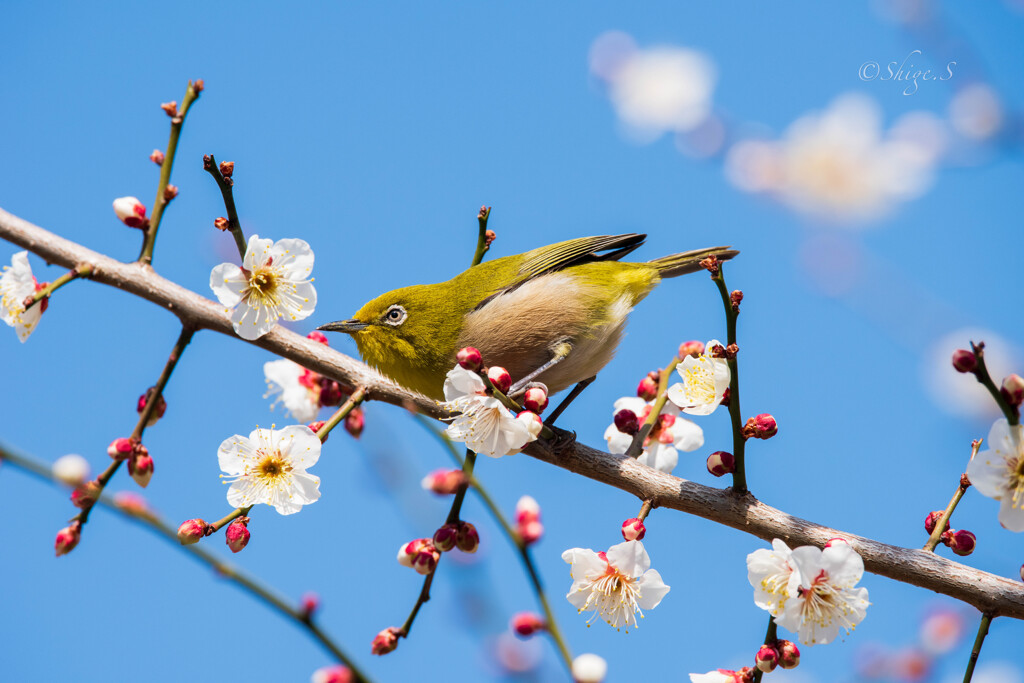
left=264, top=359, right=320, bottom=422
left=689, top=671, right=752, bottom=683
left=561, top=540, right=670, bottom=630
left=52, top=454, right=91, bottom=486
left=0, top=251, right=44, bottom=342
left=667, top=340, right=731, bottom=415
left=747, top=539, right=870, bottom=646
left=218, top=425, right=321, bottom=515
left=571, top=654, right=608, bottom=683
left=965, top=419, right=1024, bottom=531
left=603, top=396, right=703, bottom=473
left=441, top=365, right=536, bottom=457
left=210, top=235, right=317, bottom=341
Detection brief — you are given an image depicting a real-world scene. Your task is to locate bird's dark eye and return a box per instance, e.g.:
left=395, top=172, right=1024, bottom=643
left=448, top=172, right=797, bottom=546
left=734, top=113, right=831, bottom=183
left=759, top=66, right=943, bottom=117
left=383, top=305, right=407, bottom=326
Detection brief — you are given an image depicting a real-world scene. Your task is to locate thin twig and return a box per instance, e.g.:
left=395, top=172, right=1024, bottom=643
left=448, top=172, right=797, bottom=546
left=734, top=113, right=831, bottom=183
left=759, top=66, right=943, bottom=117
left=316, top=387, right=368, bottom=442
left=625, top=359, right=679, bottom=458
left=23, top=264, right=92, bottom=311
left=470, top=206, right=491, bottom=267
left=751, top=615, right=778, bottom=683
left=711, top=266, right=747, bottom=493
left=924, top=440, right=980, bottom=552
left=971, top=342, right=1020, bottom=425
left=963, top=613, right=993, bottom=683
left=203, top=153, right=247, bottom=260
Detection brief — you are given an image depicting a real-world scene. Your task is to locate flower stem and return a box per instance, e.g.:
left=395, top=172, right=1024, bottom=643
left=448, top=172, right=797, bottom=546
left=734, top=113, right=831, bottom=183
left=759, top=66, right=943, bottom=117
left=78, top=326, right=196, bottom=527
left=0, top=443, right=373, bottom=683
left=209, top=505, right=253, bottom=533
left=963, top=613, right=993, bottom=683
left=625, top=358, right=680, bottom=458
left=23, top=264, right=92, bottom=311
left=751, top=615, right=778, bottom=683
left=712, top=266, right=747, bottom=493
left=445, top=449, right=477, bottom=525
left=470, top=206, right=491, bottom=267
left=923, top=440, right=980, bottom=552
left=971, top=342, right=1020, bottom=426
left=139, top=79, right=202, bottom=265
left=636, top=499, right=654, bottom=522
left=203, top=153, right=248, bottom=261
left=412, top=415, right=574, bottom=672
left=316, top=387, right=368, bottom=442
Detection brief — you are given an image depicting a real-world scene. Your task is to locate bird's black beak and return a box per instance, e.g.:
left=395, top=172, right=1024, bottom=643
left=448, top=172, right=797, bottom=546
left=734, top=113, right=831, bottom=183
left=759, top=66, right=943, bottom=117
left=317, top=319, right=369, bottom=334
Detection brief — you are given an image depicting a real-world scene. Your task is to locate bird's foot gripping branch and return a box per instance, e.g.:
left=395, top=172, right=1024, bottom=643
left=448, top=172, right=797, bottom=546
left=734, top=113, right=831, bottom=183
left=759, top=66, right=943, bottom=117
left=3, top=80, right=1024, bottom=683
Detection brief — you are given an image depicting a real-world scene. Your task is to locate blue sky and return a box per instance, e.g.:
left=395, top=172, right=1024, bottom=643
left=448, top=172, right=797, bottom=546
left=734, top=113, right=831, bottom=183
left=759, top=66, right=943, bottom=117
left=2, top=2, right=1023, bottom=682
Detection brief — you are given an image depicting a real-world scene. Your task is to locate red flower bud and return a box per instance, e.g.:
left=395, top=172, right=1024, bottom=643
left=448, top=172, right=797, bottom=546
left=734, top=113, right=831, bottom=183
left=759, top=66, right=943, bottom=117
left=128, top=451, right=154, bottom=488
left=163, top=185, right=179, bottom=201
left=1002, top=374, right=1024, bottom=407
left=318, top=377, right=345, bottom=407
left=136, top=387, right=167, bottom=427
left=457, top=346, right=483, bottom=371
left=636, top=376, right=659, bottom=401
left=371, top=627, right=401, bottom=655
left=308, top=421, right=327, bottom=441
left=777, top=640, right=800, bottom=669
left=511, top=612, right=546, bottom=637
left=307, top=330, right=329, bottom=345
left=755, top=644, right=779, bottom=673
left=924, top=510, right=950, bottom=535
left=149, top=149, right=165, bottom=165
left=107, top=437, right=136, bottom=460
left=487, top=366, right=512, bottom=394
left=219, top=161, right=235, bottom=178
left=678, top=340, right=705, bottom=358
left=112, top=196, right=148, bottom=228
left=225, top=518, right=250, bottom=553
left=456, top=521, right=480, bottom=553
left=614, top=409, right=640, bottom=435
left=300, top=592, right=320, bottom=618
left=177, top=518, right=208, bottom=545
left=421, top=469, right=468, bottom=495
left=706, top=451, right=735, bottom=477
left=214, top=217, right=230, bottom=231
left=397, top=539, right=440, bottom=575
left=951, top=349, right=977, bottom=373
left=55, top=522, right=81, bottom=557
left=70, top=480, right=101, bottom=509
left=311, top=665, right=353, bottom=683
left=743, top=413, right=778, bottom=440
left=519, top=520, right=544, bottom=545
left=949, top=529, right=976, bottom=556
left=523, top=386, right=549, bottom=413
left=433, top=523, right=459, bottom=552
left=345, top=407, right=365, bottom=439
left=621, top=517, right=646, bottom=541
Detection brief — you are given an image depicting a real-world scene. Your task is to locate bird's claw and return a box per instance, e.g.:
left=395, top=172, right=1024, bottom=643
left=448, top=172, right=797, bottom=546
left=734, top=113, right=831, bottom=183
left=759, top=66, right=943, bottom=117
left=543, top=426, right=577, bottom=457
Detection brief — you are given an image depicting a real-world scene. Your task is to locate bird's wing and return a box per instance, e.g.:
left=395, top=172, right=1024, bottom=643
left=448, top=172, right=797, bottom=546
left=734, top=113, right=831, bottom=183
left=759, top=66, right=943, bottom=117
left=517, top=234, right=647, bottom=279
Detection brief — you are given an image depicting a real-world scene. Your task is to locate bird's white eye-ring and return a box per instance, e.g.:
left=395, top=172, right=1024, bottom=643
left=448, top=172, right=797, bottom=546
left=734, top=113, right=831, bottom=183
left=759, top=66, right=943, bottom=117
left=383, top=304, right=407, bottom=326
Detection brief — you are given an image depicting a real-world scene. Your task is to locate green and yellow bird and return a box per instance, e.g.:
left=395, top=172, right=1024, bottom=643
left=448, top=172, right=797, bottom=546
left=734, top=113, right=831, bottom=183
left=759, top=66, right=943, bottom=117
left=319, top=234, right=736, bottom=401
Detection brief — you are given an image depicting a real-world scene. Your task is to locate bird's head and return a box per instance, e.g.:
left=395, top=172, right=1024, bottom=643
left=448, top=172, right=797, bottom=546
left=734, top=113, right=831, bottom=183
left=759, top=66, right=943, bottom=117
left=317, top=284, right=462, bottom=399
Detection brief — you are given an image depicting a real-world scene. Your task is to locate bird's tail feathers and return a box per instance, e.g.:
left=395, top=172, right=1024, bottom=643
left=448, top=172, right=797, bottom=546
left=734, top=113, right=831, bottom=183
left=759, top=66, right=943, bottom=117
left=648, top=246, right=739, bottom=279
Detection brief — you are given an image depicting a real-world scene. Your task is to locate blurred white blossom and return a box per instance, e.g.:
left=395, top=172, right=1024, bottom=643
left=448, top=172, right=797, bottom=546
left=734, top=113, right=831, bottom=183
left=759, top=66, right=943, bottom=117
left=949, top=84, right=1004, bottom=141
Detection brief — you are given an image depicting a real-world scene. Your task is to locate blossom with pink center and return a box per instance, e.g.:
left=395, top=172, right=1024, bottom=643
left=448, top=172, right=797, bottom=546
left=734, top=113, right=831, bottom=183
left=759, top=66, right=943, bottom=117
left=667, top=340, right=731, bottom=416
left=0, top=251, right=45, bottom=342
left=441, top=365, right=536, bottom=457
left=218, top=425, right=321, bottom=515
left=965, top=419, right=1024, bottom=531
left=264, top=359, right=321, bottom=422
left=603, top=396, right=703, bottom=473
left=562, top=540, right=670, bottom=630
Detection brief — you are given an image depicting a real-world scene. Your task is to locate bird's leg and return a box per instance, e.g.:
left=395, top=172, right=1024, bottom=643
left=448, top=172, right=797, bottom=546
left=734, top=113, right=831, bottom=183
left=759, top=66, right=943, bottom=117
left=544, top=375, right=596, bottom=428
left=508, top=340, right=573, bottom=397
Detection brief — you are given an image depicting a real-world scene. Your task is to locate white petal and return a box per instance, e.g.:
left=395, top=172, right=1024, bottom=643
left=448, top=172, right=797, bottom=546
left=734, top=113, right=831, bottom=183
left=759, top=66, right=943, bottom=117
left=670, top=417, right=704, bottom=452
left=243, top=235, right=273, bottom=270
left=443, top=365, right=486, bottom=401
left=232, top=295, right=276, bottom=340
left=271, top=238, right=315, bottom=279
left=821, top=542, right=864, bottom=586
left=637, top=442, right=678, bottom=473
left=278, top=278, right=317, bottom=321
left=636, top=568, right=671, bottom=609
left=290, top=471, right=322, bottom=505
left=277, top=425, right=322, bottom=469
left=603, top=425, right=633, bottom=454
left=227, top=479, right=259, bottom=508
left=14, top=304, right=42, bottom=342
left=966, top=448, right=1011, bottom=501
left=997, top=497, right=1024, bottom=532
left=606, top=540, right=650, bottom=577
left=210, top=263, right=246, bottom=308
left=612, top=396, right=648, bottom=415
left=218, top=434, right=255, bottom=475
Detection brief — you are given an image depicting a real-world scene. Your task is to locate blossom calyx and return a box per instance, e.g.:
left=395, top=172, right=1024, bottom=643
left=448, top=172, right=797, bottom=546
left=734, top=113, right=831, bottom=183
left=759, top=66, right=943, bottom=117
left=107, top=437, right=137, bottom=460
left=707, top=451, right=735, bottom=477
left=225, top=518, right=251, bottom=553
left=621, top=517, right=646, bottom=541
left=371, top=627, right=401, bottom=655
left=150, top=149, right=165, bottom=165
left=219, top=161, right=234, bottom=178
left=397, top=538, right=440, bottom=575
left=344, top=407, right=365, bottom=439
left=70, top=480, right=101, bottom=509
left=742, top=413, right=778, bottom=440
left=456, top=346, right=483, bottom=371
left=113, top=196, right=148, bottom=228
left=177, top=518, right=209, bottom=545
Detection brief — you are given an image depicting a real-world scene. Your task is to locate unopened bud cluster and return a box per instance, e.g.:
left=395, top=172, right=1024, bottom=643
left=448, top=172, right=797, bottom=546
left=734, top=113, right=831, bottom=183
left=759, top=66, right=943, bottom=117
left=754, top=639, right=800, bottom=673
left=515, top=495, right=543, bottom=545
left=432, top=521, right=479, bottom=554
left=924, top=510, right=976, bottom=556
left=136, top=386, right=167, bottom=427
left=397, top=538, right=441, bottom=575
left=742, top=413, right=778, bottom=440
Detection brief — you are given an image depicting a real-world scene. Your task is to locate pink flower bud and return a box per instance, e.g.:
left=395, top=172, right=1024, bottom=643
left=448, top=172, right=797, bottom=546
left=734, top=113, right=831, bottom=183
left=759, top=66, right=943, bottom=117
left=55, top=522, right=81, bottom=557
left=397, top=538, right=428, bottom=568
left=621, top=517, right=646, bottom=541
left=107, top=437, right=135, bottom=460
left=614, top=409, right=640, bottom=435
left=70, top=480, right=101, bottom=509
left=523, top=386, right=549, bottom=413
left=308, top=421, right=327, bottom=441
left=113, top=491, right=150, bottom=517
left=777, top=640, right=800, bottom=669
left=311, top=665, right=353, bottom=683
left=457, top=346, right=483, bottom=371
left=511, top=612, right=546, bottom=637
left=924, top=510, right=950, bottom=535
left=951, top=349, right=977, bottom=373
left=300, top=592, right=320, bottom=618
left=307, top=330, right=329, bottom=345
left=1002, top=374, right=1024, bottom=407
left=225, top=519, right=250, bottom=553
left=949, top=529, right=977, bottom=556
left=136, top=388, right=167, bottom=427
left=112, top=196, right=148, bottom=228
left=371, top=627, right=401, bottom=655
left=515, top=495, right=541, bottom=525
left=128, top=451, right=154, bottom=488
left=399, top=539, right=439, bottom=575
left=164, top=185, right=179, bottom=201
left=345, top=407, right=365, bottom=439
left=318, top=377, right=345, bottom=407
left=636, top=376, right=658, bottom=401
left=488, top=366, right=512, bottom=394
left=433, top=523, right=459, bottom=552
left=516, top=410, right=543, bottom=439
left=743, top=413, right=778, bottom=440
left=755, top=644, right=779, bottom=673
left=421, top=469, right=468, bottom=495
left=457, top=521, right=480, bottom=553
left=519, top=520, right=544, bottom=545
left=706, top=451, right=735, bottom=477
left=678, top=340, right=705, bottom=358
left=177, top=518, right=208, bottom=545
left=150, top=149, right=165, bottom=165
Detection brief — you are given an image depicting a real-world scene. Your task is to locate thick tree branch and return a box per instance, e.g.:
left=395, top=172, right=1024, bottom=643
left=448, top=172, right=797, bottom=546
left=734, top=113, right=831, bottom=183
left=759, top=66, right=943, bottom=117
left=2, top=205, right=1023, bottom=620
